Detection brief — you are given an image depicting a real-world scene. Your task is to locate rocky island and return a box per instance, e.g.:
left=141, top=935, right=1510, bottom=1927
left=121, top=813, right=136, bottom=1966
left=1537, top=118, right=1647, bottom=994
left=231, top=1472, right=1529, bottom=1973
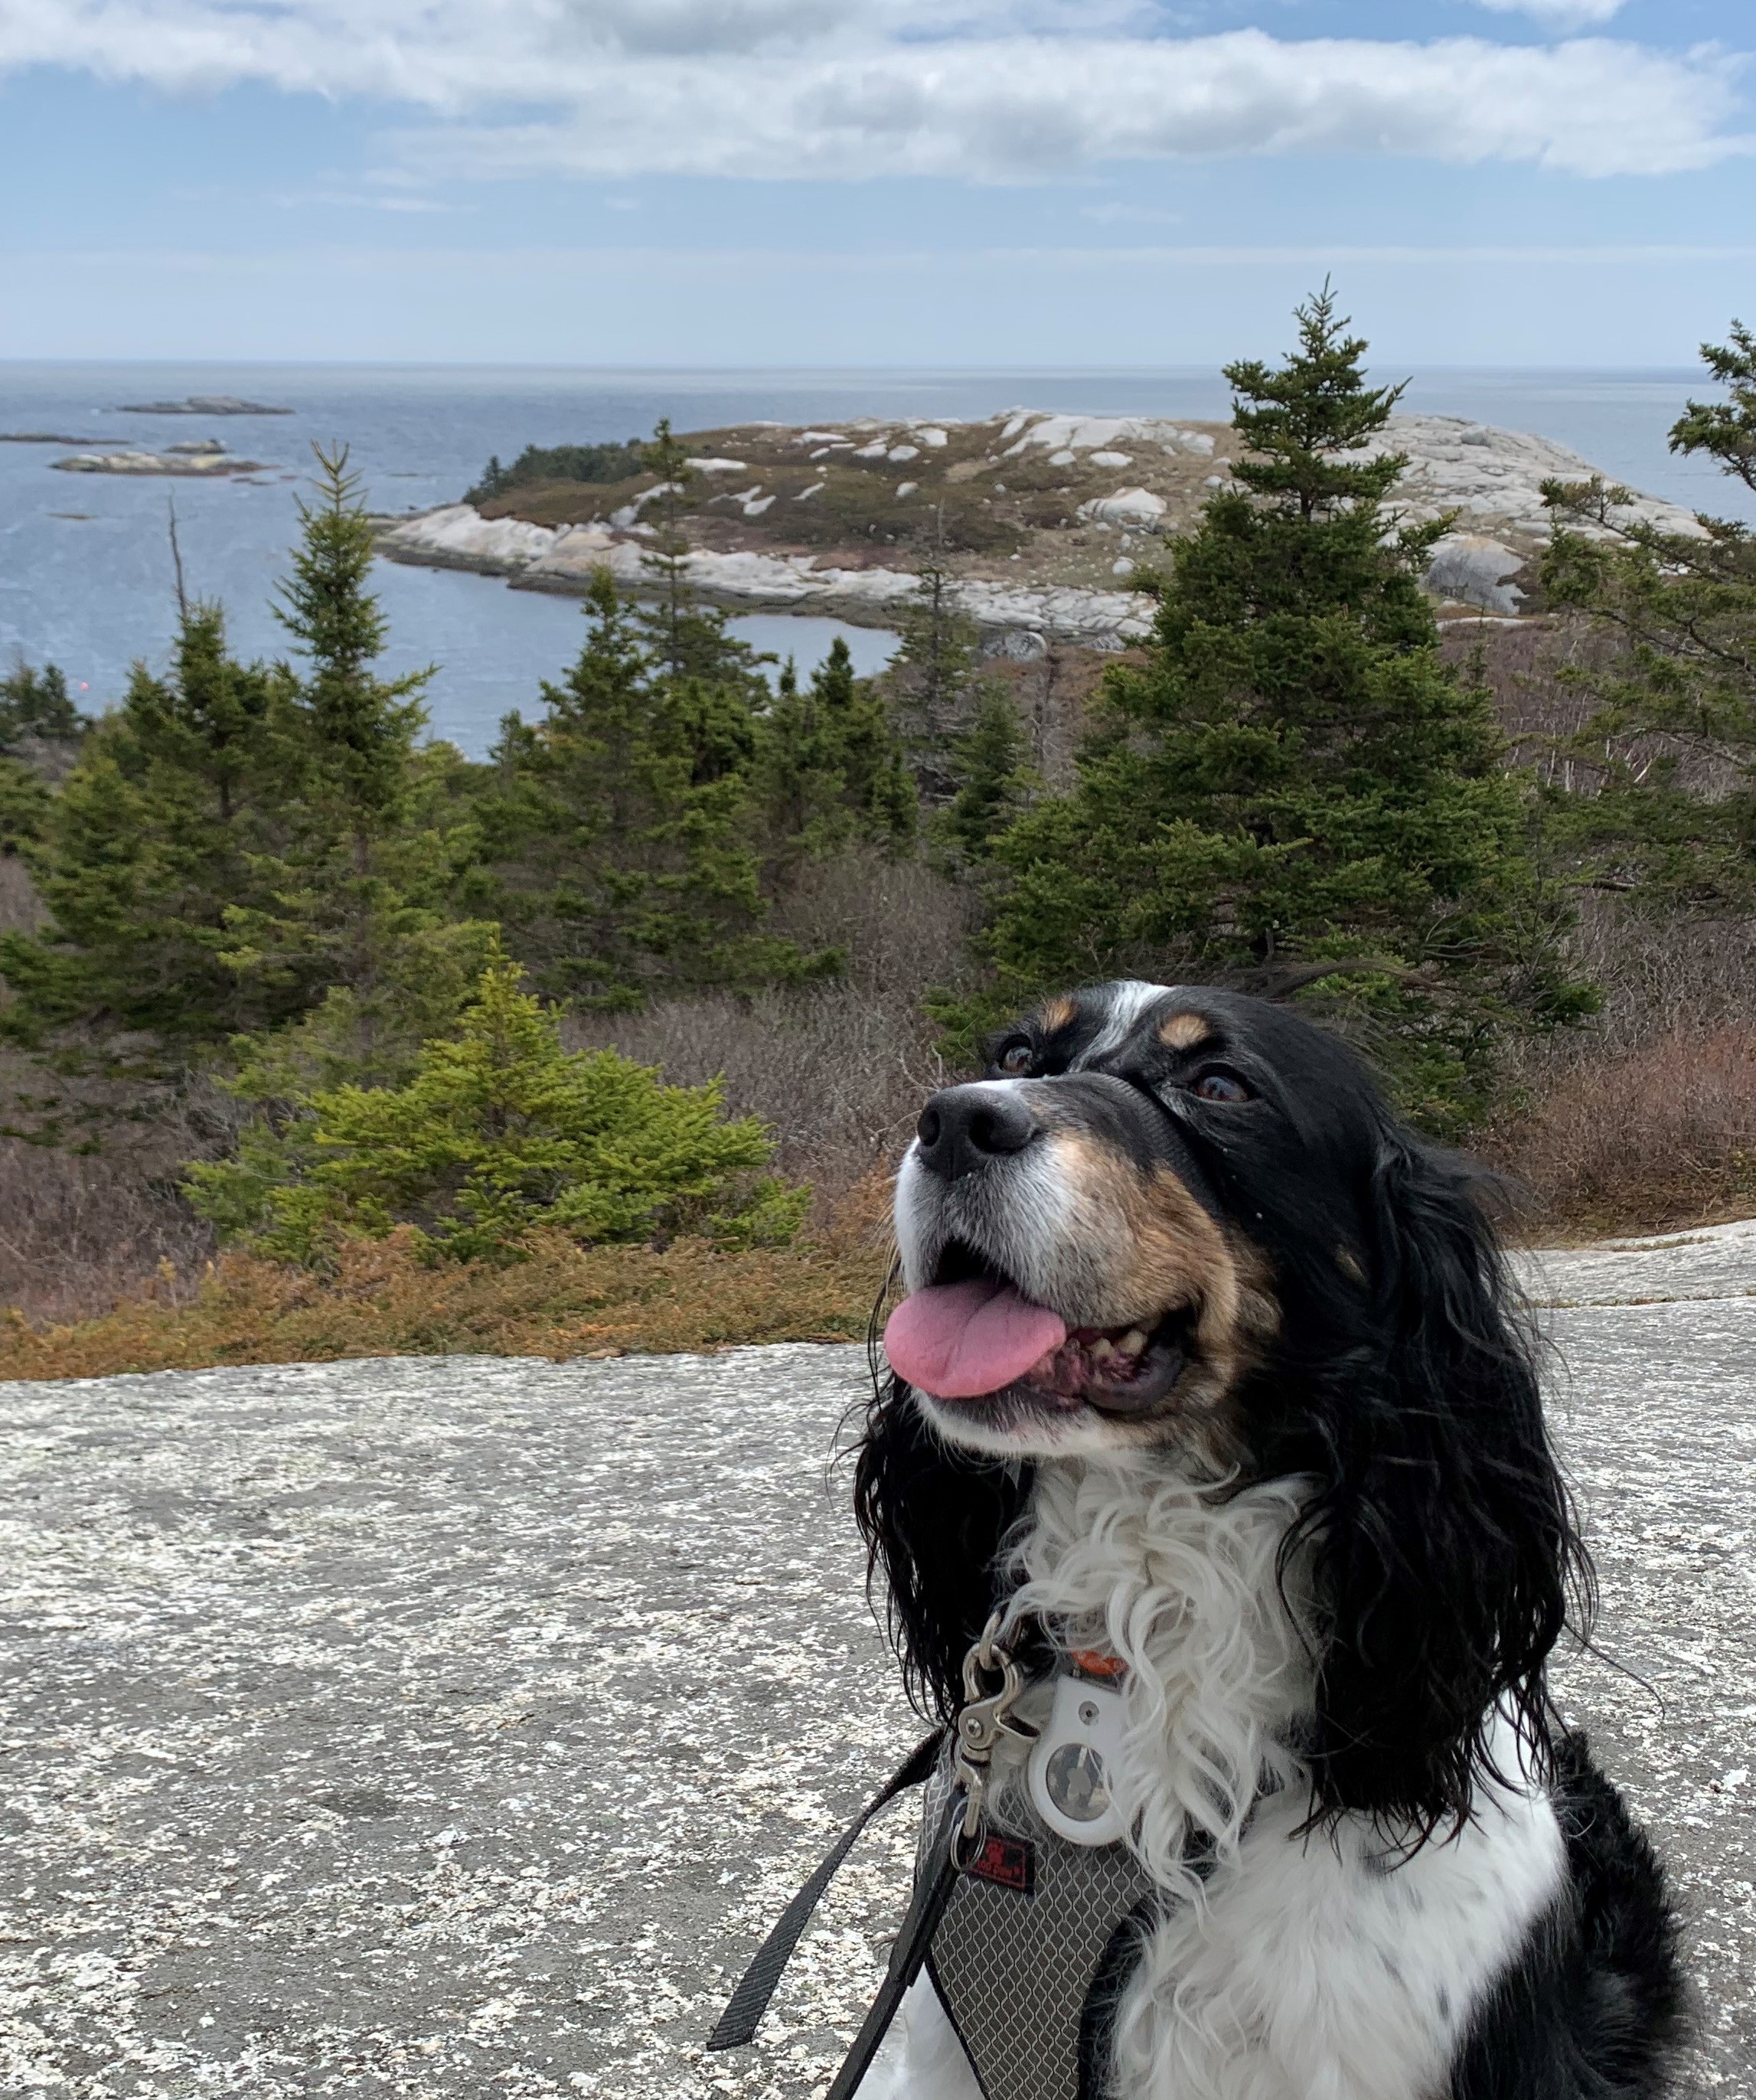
left=377, top=410, right=1704, bottom=648
left=50, top=439, right=269, bottom=477
left=115, top=394, right=292, bottom=415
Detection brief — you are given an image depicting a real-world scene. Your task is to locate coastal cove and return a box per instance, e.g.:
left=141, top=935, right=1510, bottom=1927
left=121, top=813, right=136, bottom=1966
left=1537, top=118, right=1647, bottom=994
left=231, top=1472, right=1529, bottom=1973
left=2, top=361, right=1746, bottom=760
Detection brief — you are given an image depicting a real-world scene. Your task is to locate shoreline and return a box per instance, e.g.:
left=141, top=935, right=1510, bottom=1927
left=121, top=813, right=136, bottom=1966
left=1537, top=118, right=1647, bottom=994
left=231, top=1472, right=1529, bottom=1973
left=375, top=515, right=1151, bottom=647
left=375, top=407, right=1705, bottom=647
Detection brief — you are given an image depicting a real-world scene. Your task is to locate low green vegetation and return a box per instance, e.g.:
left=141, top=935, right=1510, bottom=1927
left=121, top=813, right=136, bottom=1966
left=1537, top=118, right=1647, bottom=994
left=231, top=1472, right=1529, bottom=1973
left=3, top=292, right=1754, bottom=1348
left=185, top=957, right=806, bottom=1266
left=465, top=420, right=1027, bottom=556
left=466, top=438, right=648, bottom=505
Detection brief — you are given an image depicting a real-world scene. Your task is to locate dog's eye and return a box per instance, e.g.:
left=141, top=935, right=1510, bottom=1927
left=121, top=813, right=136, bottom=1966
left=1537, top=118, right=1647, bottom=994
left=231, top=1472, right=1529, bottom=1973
left=1193, top=1070, right=1251, bottom=1103
left=996, top=1038, right=1034, bottom=1076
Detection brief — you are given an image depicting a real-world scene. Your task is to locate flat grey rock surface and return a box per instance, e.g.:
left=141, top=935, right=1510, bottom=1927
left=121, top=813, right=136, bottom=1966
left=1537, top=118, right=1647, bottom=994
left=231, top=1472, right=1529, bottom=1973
left=1518, top=1217, right=1756, bottom=1309
left=0, top=1227, right=1751, bottom=2098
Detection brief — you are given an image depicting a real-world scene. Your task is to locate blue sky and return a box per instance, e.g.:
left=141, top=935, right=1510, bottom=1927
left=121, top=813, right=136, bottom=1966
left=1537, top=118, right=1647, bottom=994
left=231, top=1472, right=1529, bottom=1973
left=2, top=0, right=1752, bottom=364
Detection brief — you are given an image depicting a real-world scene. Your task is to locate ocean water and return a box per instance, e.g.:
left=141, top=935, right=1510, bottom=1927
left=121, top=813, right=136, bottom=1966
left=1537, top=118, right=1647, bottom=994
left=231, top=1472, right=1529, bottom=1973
left=1, top=361, right=1744, bottom=759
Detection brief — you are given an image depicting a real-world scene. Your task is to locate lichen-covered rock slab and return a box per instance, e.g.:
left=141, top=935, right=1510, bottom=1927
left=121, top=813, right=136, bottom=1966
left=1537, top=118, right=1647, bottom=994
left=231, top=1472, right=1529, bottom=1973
left=0, top=1226, right=1749, bottom=2095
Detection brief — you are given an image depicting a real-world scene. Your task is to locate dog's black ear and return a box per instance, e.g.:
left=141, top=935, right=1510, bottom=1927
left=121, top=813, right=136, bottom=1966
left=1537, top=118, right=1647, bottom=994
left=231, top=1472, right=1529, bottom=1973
left=852, top=1376, right=1034, bottom=1723
left=1291, top=1132, right=1588, bottom=1837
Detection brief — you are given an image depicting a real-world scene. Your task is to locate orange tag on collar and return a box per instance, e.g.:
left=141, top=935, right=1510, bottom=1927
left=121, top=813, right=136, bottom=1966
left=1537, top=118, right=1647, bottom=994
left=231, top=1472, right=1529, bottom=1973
left=1069, top=1647, right=1127, bottom=1681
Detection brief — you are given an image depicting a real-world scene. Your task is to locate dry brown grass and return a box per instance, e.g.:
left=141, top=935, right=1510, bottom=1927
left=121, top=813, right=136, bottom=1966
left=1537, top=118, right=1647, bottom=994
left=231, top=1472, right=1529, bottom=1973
left=0, top=1211, right=896, bottom=1383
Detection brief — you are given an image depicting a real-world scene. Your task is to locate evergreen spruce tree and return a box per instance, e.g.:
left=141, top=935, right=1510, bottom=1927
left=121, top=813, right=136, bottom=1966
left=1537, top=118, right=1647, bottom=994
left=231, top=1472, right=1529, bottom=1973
left=887, top=537, right=981, bottom=801
left=0, top=661, right=88, bottom=860
left=185, top=955, right=808, bottom=1266
left=219, top=443, right=488, bottom=1042
left=1, top=446, right=491, bottom=1081
left=1670, top=319, right=1756, bottom=492
left=0, top=661, right=87, bottom=749
left=759, top=638, right=917, bottom=864
left=972, top=288, right=1589, bottom=1129
left=485, top=569, right=825, bottom=1006
left=1539, top=321, right=1756, bottom=912
left=935, top=679, right=1038, bottom=867
left=638, top=417, right=699, bottom=679
left=0, top=604, right=305, bottom=1045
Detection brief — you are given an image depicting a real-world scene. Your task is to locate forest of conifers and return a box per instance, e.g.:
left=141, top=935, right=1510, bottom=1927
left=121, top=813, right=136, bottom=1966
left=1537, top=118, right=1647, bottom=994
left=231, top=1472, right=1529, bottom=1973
left=2, top=292, right=1754, bottom=1373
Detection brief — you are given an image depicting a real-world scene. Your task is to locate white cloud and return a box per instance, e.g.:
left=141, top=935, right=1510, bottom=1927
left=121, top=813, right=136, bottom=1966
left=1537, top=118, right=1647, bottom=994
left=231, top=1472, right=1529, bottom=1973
left=0, top=7, right=1745, bottom=181
left=1468, top=0, right=1629, bottom=28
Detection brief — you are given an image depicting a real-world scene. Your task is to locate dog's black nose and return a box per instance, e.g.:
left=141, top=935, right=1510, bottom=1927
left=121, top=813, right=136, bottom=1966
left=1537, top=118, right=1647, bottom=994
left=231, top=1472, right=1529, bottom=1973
left=915, top=1086, right=1040, bottom=1181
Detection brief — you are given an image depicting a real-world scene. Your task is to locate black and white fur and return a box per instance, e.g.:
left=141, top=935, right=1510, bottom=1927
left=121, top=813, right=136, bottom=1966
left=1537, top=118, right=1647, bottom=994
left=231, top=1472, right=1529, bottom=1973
left=854, top=981, right=1685, bottom=2100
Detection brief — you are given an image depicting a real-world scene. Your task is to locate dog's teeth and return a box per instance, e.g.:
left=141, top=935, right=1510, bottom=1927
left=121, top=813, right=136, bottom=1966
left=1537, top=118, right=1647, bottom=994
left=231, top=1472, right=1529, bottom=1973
left=1116, top=1328, right=1149, bottom=1357
left=1089, top=1337, right=1115, bottom=1363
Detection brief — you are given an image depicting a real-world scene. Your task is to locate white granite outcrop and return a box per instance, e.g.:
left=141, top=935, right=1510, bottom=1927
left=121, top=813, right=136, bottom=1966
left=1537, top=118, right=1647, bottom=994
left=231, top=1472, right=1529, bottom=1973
left=1076, top=486, right=1169, bottom=530
left=1422, top=534, right=1529, bottom=616
left=1001, top=412, right=1215, bottom=459
left=1369, top=414, right=1705, bottom=541
left=0, top=1217, right=1750, bottom=2097
left=379, top=508, right=1157, bottom=646
left=378, top=410, right=1709, bottom=645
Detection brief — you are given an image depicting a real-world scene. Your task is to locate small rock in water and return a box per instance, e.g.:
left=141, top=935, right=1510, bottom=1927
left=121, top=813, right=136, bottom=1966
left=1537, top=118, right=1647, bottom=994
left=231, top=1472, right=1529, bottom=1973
left=115, top=394, right=292, bottom=415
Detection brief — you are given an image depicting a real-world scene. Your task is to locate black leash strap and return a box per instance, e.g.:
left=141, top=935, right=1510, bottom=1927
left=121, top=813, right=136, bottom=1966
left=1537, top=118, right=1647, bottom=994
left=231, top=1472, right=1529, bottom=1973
left=823, top=1775, right=964, bottom=2100
left=707, top=1729, right=945, bottom=2053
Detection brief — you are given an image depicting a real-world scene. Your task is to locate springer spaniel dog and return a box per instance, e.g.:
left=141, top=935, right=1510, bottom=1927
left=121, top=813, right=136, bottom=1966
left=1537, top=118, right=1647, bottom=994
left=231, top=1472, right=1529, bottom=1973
left=854, top=980, right=1684, bottom=2100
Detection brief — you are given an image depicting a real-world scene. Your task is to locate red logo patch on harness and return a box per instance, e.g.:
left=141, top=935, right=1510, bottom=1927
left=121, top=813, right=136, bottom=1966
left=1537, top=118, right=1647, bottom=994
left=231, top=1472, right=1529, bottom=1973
left=964, top=1833, right=1035, bottom=1893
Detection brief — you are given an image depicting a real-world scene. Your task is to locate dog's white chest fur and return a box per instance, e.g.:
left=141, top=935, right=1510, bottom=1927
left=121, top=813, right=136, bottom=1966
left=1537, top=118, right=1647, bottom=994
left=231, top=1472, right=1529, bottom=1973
left=863, top=1459, right=1567, bottom=2100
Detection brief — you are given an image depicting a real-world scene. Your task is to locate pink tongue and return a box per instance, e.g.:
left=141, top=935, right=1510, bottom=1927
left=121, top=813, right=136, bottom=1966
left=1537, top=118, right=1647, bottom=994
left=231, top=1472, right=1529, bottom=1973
left=883, top=1279, right=1069, bottom=1399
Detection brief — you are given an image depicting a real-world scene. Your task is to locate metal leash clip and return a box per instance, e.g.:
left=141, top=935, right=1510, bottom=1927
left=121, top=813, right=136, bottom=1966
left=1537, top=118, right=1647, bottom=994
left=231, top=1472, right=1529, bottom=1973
left=951, top=1611, right=1040, bottom=1862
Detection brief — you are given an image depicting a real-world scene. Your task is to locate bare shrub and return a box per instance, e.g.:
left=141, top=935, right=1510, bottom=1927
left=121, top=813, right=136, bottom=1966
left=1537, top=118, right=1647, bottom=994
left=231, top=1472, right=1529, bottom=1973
left=1560, top=900, right=1756, bottom=1050
left=1441, top=615, right=1741, bottom=799
left=567, top=981, right=952, bottom=1225
left=0, top=1056, right=240, bottom=1320
left=1485, top=897, right=1756, bottom=1234
left=764, top=846, right=980, bottom=1002
left=974, top=639, right=1129, bottom=790
left=1482, top=1026, right=1756, bottom=1236
left=0, top=855, right=46, bottom=936
left=565, top=847, right=975, bottom=1224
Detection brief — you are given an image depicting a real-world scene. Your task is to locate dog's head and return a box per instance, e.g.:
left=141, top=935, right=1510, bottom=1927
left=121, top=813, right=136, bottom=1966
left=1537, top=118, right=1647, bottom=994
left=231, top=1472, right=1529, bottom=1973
left=886, top=978, right=1333, bottom=1465
left=859, top=980, right=1585, bottom=1834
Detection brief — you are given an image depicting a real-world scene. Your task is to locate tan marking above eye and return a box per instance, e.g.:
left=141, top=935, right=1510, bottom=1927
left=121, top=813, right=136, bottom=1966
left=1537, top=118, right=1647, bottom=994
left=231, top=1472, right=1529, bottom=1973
left=1038, top=994, right=1079, bottom=1034
left=1157, top=1011, right=1213, bottom=1050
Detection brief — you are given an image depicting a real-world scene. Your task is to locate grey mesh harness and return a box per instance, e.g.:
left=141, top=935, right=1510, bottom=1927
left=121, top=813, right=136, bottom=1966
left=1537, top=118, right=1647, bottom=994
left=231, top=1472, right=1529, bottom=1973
left=915, top=1739, right=1161, bottom=2100
left=708, top=1618, right=1196, bottom=2100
